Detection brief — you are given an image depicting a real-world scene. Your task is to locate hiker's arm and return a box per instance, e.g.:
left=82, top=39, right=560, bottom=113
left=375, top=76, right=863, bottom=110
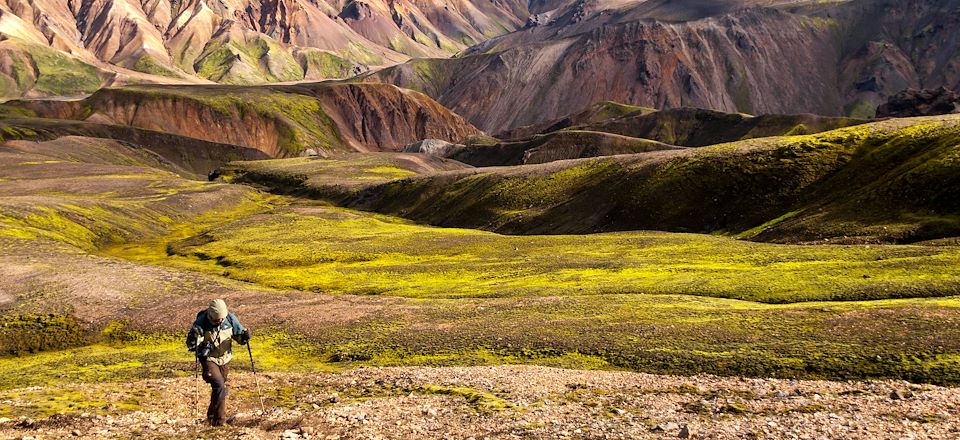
left=229, top=313, right=250, bottom=344
left=186, top=325, right=201, bottom=351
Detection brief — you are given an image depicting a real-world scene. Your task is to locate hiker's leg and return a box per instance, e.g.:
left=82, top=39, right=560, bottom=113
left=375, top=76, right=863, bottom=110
left=202, top=361, right=228, bottom=425
left=214, top=364, right=230, bottom=424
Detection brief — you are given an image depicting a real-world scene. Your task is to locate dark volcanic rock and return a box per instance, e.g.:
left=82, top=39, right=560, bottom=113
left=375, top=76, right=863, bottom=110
left=876, top=88, right=960, bottom=118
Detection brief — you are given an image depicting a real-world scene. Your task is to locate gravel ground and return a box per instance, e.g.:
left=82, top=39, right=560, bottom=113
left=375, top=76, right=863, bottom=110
left=2, top=365, right=959, bottom=439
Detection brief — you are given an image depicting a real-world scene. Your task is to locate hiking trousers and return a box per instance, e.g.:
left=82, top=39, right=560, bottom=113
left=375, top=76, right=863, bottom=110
left=201, top=361, right=229, bottom=425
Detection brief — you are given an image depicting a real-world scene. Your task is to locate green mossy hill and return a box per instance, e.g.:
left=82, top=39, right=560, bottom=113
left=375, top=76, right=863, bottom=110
left=130, top=54, right=182, bottom=79
left=295, top=48, right=357, bottom=80
left=193, top=32, right=304, bottom=84
left=220, top=153, right=470, bottom=202
left=444, top=130, right=683, bottom=166
left=343, top=115, right=960, bottom=243
left=0, top=39, right=103, bottom=100
left=0, top=118, right=268, bottom=176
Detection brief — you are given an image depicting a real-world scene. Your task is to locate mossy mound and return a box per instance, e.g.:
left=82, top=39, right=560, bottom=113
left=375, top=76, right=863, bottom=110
left=0, top=314, right=89, bottom=355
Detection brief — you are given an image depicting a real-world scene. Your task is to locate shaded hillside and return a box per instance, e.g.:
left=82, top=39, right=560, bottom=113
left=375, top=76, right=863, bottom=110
left=9, top=82, right=481, bottom=157
left=0, top=0, right=529, bottom=99
left=369, top=0, right=960, bottom=132
left=431, top=130, right=683, bottom=166
left=0, top=117, right=268, bottom=176
left=495, top=101, right=656, bottom=140
left=338, top=115, right=960, bottom=243
left=437, top=106, right=867, bottom=167
left=583, top=108, right=868, bottom=147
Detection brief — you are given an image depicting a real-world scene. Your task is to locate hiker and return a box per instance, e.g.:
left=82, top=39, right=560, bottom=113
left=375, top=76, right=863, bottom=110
left=186, top=299, right=251, bottom=426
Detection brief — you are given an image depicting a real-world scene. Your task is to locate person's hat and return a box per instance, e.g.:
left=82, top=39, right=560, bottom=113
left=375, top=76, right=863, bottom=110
left=207, top=299, right=228, bottom=322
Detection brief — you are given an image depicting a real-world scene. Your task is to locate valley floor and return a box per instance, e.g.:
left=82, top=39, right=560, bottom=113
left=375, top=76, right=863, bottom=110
left=2, top=365, right=959, bottom=440
left=3, top=118, right=960, bottom=439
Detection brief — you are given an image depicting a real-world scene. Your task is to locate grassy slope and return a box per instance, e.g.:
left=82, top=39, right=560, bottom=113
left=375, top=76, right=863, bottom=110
left=329, top=115, right=960, bottom=243
left=129, top=203, right=960, bottom=304
left=1, top=123, right=960, bottom=387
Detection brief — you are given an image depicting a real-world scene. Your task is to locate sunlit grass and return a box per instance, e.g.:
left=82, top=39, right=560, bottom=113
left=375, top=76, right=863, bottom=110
left=105, top=203, right=960, bottom=303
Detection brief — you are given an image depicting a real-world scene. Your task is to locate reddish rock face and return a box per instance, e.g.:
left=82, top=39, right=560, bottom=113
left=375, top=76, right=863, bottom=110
left=369, top=0, right=960, bottom=132
left=13, top=83, right=481, bottom=157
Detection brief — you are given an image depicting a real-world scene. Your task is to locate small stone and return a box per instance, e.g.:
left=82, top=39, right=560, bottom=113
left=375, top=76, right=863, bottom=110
left=890, top=390, right=912, bottom=400
left=72, top=430, right=82, bottom=437
left=679, top=425, right=695, bottom=439
left=652, top=422, right=680, bottom=432
left=0, top=417, right=9, bottom=424
left=329, top=395, right=341, bottom=404
left=312, top=403, right=321, bottom=409
left=613, top=408, right=626, bottom=416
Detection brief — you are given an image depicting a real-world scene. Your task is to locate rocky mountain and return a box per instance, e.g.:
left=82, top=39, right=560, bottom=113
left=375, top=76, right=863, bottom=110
left=0, top=0, right=530, bottom=99
left=369, top=0, right=960, bottom=132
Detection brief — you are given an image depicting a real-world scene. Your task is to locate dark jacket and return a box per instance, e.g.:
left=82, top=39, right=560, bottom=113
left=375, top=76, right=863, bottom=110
left=186, top=310, right=246, bottom=366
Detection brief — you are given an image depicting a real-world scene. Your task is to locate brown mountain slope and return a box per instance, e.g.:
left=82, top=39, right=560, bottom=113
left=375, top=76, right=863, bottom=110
left=369, top=0, right=960, bottom=132
left=0, top=0, right=529, bottom=99
left=9, top=82, right=481, bottom=157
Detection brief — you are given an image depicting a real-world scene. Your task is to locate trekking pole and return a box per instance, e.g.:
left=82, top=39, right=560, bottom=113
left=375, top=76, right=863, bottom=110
left=191, top=328, right=201, bottom=425
left=246, top=340, right=267, bottom=414
left=194, top=351, right=200, bottom=423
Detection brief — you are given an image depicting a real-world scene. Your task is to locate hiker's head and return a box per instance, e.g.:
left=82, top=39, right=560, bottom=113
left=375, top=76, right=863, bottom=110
left=207, top=299, right=229, bottom=325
